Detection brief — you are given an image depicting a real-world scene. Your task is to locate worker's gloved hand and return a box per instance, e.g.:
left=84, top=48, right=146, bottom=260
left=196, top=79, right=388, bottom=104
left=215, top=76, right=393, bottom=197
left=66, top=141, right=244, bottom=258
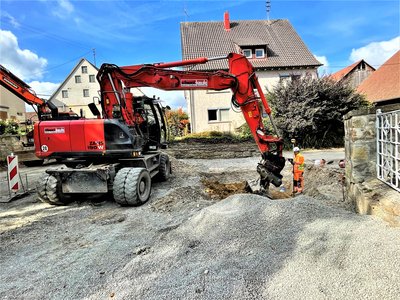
left=288, top=158, right=294, bottom=165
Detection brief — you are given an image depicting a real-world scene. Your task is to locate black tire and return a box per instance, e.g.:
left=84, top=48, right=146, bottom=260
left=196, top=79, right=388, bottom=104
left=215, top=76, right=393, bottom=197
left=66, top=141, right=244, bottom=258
left=157, top=153, right=171, bottom=182
left=23, top=159, right=44, bottom=167
left=113, top=168, right=151, bottom=206
left=36, top=174, right=71, bottom=205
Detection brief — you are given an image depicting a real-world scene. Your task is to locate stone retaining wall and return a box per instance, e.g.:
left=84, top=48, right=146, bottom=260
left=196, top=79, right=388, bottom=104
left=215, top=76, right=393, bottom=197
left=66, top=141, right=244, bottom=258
left=344, top=104, right=400, bottom=226
left=0, top=135, right=37, bottom=162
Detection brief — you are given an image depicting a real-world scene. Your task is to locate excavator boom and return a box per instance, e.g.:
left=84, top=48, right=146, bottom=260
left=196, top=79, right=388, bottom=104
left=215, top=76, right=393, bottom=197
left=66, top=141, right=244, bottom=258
left=97, top=53, right=285, bottom=191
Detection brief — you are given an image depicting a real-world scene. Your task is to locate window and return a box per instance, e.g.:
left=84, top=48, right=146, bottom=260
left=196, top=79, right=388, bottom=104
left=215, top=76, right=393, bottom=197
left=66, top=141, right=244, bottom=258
left=255, top=48, right=265, bottom=58
left=62, top=90, right=68, bottom=98
left=242, top=49, right=252, bottom=58
left=279, top=75, right=290, bottom=83
left=208, top=108, right=230, bottom=122
left=83, top=89, right=89, bottom=97
left=208, top=109, right=217, bottom=121
left=280, top=74, right=301, bottom=84
left=291, top=75, right=301, bottom=81
left=75, top=75, right=81, bottom=83
left=81, top=66, right=88, bottom=73
left=89, top=75, right=95, bottom=83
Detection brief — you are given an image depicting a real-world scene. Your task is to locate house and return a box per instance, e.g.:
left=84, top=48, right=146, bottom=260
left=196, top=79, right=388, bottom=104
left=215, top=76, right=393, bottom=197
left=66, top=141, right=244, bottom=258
left=49, top=58, right=146, bottom=118
left=180, top=12, right=322, bottom=133
left=0, top=67, right=26, bottom=122
left=49, top=58, right=101, bottom=118
left=357, top=50, right=400, bottom=106
left=330, top=60, right=375, bottom=88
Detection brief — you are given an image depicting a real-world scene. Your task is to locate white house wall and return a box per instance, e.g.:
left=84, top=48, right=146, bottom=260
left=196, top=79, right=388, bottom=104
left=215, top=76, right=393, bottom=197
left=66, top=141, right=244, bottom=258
left=187, top=69, right=318, bottom=133
left=0, top=87, right=26, bottom=122
left=52, top=60, right=100, bottom=118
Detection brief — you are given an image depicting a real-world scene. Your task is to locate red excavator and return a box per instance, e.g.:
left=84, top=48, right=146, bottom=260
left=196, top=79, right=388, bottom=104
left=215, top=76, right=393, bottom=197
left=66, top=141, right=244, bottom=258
left=31, top=53, right=285, bottom=206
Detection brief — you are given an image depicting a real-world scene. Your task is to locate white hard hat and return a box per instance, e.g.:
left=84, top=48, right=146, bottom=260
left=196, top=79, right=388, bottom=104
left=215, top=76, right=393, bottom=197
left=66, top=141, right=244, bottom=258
left=293, top=147, right=300, bottom=152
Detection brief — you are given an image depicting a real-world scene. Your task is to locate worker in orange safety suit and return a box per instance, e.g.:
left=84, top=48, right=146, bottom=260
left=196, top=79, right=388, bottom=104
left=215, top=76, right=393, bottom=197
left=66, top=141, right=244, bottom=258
left=288, top=146, right=305, bottom=194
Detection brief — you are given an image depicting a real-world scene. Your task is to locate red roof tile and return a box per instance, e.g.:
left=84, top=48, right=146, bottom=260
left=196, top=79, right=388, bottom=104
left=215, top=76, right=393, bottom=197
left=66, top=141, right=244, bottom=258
left=357, top=50, right=400, bottom=103
left=330, top=60, right=362, bottom=82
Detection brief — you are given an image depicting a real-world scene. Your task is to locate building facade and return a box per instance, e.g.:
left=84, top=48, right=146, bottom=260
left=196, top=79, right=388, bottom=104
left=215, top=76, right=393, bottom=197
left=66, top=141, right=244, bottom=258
left=330, top=60, right=375, bottom=89
left=49, top=58, right=100, bottom=118
left=0, top=87, right=26, bottom=122
left=180, top=13, right=322, bottom=133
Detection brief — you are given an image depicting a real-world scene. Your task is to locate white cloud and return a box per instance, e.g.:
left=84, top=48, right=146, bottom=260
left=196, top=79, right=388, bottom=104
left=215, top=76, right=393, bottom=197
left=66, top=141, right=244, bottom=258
left=314, top=55, right=330, bottom=77
left=28, top=81, right=60, bottom=100
left=0, top=30, right=48, bottom=81
left=52, top=0, right=75, bottom=19
left=350, top=36, right=400, bottom=68
left=1, top=11, right=20, bottom=28
left=140, top=88, right=187, bottom=110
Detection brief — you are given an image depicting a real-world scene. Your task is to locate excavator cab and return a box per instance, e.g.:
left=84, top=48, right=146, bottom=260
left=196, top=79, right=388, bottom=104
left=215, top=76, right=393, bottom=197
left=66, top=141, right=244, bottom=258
left=134, top=96, right=168, bottom=152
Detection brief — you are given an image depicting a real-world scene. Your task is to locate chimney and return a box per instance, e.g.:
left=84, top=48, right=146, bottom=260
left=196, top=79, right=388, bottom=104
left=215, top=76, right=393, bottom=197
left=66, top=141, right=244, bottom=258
left=224, top=11, right=230, bottom=31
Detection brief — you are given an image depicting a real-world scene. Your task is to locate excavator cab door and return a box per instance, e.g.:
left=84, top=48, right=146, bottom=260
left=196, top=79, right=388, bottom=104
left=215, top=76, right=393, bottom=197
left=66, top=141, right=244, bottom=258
left=139, top=98, right=168, bottom=152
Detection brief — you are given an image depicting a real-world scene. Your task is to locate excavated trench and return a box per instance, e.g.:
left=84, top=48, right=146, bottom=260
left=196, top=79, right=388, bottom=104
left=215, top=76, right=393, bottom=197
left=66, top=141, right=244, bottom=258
left=154, top=142, right=350, bottom=213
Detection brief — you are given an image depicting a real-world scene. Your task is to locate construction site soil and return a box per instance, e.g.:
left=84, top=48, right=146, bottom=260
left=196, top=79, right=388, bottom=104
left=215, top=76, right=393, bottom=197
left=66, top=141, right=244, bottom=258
left=1, top=141, right=399, bottom=300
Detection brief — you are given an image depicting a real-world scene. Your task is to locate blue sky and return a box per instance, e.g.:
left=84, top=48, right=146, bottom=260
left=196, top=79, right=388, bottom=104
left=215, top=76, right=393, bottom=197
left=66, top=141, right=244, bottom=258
left=1, top=0, right=399, bottom=109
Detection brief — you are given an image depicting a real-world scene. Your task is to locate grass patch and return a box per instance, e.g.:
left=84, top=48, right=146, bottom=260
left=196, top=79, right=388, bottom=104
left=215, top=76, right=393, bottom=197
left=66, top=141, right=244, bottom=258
left=174, top=131, right=252, bottom=144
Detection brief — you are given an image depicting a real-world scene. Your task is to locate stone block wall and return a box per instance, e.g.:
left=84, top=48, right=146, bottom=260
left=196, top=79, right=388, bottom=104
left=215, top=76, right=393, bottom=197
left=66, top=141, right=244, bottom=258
left=344, top=104, right=400, bottom=226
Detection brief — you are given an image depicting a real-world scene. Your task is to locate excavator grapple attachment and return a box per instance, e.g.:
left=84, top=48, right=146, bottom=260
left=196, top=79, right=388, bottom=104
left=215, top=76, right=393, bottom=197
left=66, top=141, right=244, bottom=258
left=246, top=152, right=286, bottom=198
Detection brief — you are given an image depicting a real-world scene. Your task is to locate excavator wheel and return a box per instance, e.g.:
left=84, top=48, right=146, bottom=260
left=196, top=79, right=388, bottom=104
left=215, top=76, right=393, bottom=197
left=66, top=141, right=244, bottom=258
left=113, top=168, right=151, bottom=206
left=156, top=153, right=171, bottom=182
left=36, top=173, right=72, bottom=205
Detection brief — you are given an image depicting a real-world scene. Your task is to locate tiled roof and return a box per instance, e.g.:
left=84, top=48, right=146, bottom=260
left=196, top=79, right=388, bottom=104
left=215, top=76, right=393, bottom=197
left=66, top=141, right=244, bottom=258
left=357, top=50, right=400, bottom=103
left=330, top=60, right=375, bottom=82
left=330, top=60, right=361, bottom=81
left=180, top=19, right=322, bottom=71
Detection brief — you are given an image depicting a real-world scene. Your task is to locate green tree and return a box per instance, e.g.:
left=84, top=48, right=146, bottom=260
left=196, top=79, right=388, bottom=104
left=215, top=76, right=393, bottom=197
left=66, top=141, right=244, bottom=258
left=165, top=107, right=189, bottom=140
left=268, top=76, right=369, bottom=148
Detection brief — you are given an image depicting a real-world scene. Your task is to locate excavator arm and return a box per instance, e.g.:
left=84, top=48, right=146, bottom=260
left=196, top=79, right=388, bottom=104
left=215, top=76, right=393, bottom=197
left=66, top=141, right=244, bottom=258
left=0, top=64, right=59, bottom=119
left=97, top=53, right=285, bottom=192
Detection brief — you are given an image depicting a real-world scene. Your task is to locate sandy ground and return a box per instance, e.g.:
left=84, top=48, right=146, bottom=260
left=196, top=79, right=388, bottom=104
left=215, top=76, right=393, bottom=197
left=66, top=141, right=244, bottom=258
left=0, top=148, right=399, bottom=300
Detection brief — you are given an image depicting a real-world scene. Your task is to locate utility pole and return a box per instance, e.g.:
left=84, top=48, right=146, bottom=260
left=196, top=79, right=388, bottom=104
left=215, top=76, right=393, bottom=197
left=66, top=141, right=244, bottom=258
left=266, top=0, right=271, bottom=21
left=92, top=48, right=96, bottom=67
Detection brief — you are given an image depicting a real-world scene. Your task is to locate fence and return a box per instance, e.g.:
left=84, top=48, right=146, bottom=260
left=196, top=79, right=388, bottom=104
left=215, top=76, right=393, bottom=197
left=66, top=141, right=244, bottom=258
left=376, top=109, right=400, bottom=192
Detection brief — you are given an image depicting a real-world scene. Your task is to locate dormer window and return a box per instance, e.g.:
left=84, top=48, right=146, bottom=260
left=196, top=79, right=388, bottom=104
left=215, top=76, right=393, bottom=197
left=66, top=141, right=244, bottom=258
left=255, top=48, right=265, bottom=58
left=242, top=49, right=252, bottom=58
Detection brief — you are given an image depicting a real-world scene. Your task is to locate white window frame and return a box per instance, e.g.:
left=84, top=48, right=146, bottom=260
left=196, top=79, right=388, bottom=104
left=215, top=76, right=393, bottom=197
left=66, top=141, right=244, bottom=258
left=62, top=90, right=68, bottom=98
left=242, top=49, right=252, bottom=58
left=208, top=108, right=230, bottom=123
left=255, top=48, right=265, bottom=58
left=81, top=66, right=88, bottom=74
left=75, top=75, right=81, bottom=83
left=89, top=75, right=95, bottom=83
left=83, top=89, right=89, bottom=97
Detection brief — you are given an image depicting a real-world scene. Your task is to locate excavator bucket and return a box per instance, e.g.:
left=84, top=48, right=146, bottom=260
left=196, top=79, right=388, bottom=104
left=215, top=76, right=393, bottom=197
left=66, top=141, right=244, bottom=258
left=245, top=178, right=272, bottom=199
left=246, top=153, right=286, bottom=198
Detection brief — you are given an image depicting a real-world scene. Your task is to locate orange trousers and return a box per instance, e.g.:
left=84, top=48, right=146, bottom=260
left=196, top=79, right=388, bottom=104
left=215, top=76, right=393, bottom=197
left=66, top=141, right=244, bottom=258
left=293, top=171, right=304, bottom=193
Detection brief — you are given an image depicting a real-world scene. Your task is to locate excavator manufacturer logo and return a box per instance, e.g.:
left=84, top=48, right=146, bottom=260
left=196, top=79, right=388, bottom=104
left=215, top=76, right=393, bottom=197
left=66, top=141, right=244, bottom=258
left=44, top=127, right=65, bottom=134
left=3, top=77, right=18, bottom=89
left=181, top=79, right=208, bottom=87
left=88, top=141, right=104, bottom=150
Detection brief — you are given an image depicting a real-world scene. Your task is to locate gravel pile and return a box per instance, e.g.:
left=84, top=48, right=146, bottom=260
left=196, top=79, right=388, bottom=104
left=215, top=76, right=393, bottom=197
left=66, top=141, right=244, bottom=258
left=87, top=194, right=400, bottom=300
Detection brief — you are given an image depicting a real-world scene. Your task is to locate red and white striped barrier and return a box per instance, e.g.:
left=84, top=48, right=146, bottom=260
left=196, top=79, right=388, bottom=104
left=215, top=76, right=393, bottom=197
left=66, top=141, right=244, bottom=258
left=7, top=154, right=20, bottom=192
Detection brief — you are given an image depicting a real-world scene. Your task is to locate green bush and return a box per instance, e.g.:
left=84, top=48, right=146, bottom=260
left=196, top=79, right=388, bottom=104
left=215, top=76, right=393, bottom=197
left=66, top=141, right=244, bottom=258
left=0, top=119, right=19, bottom=135
left=268, top=76, right=369, bottom=149
left=178, top=131, right=248, bottom=143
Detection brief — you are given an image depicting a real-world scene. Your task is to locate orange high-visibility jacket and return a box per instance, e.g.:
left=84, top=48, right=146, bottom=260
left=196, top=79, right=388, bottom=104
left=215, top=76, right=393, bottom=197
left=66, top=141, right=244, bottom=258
left=293, top=153, right=305, bottom=173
